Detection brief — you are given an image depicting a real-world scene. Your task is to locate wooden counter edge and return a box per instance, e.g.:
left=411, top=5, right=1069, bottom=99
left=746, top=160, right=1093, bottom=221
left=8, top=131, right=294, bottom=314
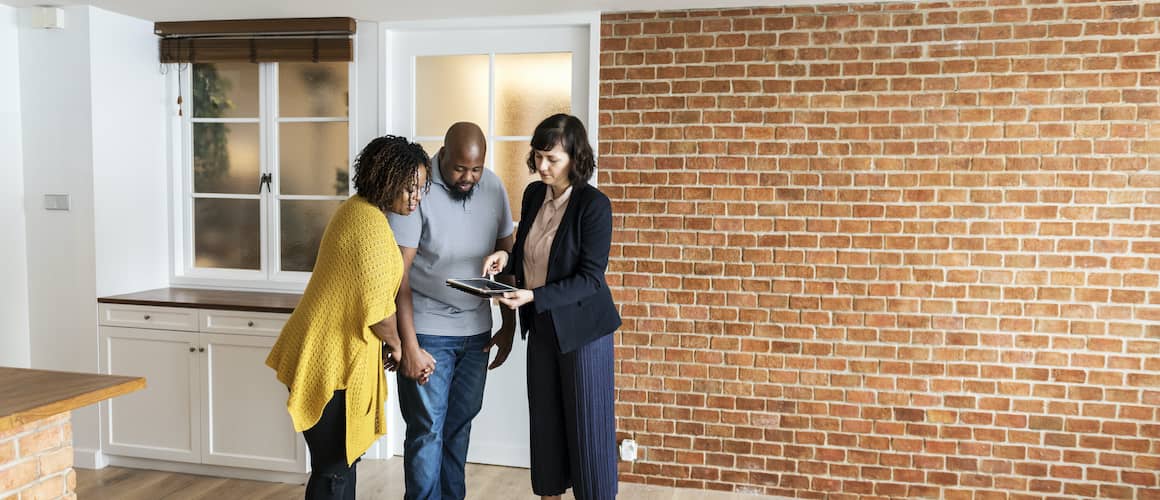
left=0, top=376, right=146, bottom=433
left=97, top=296, right=295, bottom=314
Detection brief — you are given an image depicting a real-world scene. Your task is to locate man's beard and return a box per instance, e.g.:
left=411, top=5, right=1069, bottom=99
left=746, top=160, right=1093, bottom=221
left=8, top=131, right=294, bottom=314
left=448, top=183, right=475, bottom=202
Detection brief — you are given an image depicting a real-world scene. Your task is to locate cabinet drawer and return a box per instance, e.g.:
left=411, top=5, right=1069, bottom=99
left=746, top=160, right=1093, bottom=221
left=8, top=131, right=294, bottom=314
left=200, top=310, right=289, bottom=337
left=98, top=304, right=199, bottom=331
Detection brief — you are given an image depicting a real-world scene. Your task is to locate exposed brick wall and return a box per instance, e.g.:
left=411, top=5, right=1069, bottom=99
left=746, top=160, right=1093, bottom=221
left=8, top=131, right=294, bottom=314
left=600, top=1, right=1159, bottom=498
left=0, top=413, right=76, bottom=500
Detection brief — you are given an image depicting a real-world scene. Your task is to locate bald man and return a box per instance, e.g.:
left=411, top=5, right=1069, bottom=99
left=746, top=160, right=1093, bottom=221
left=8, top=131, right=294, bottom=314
left=387, top=122, right=516, bottom=500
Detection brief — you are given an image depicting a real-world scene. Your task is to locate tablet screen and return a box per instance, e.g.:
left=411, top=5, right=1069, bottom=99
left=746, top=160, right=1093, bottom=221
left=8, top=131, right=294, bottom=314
left=450, top=278, right=517, bottom=292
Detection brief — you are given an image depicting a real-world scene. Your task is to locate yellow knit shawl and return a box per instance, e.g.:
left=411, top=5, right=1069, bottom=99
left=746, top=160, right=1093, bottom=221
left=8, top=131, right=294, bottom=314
left=266, top=195, right=401, bottom=466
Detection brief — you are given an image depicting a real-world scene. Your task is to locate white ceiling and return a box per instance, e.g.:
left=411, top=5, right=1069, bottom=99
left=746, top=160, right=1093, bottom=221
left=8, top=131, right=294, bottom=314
left=1, top=0, right=852, bottom=23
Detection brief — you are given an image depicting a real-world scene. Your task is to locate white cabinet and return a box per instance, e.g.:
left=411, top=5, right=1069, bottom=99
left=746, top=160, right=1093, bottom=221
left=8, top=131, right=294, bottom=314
left=101, top=327, right=201, bottom=463
left=99, top=304, right=199, bottom=331
left=98, top=303, right=307, bottom=475
left=201, top=333, right=303, bottom=472
left=201, top=309, right=289, bottom=337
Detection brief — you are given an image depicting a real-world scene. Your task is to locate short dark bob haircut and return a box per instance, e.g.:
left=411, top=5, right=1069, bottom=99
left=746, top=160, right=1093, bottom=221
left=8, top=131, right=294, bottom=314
left=526, top=113, right=595, bottom=185
left=352, top=135, right=431, bottom=212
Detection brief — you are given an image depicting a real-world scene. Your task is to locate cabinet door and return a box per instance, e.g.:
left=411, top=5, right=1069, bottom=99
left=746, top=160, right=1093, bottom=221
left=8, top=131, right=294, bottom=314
left=100, top=327, right=201, bottom=463
left=200, top=333, right=307, bottom=473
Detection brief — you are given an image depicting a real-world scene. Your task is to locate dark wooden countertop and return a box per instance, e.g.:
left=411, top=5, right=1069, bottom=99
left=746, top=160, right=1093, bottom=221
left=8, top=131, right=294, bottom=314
left=0, top=367, right=145, bottom=432
left=97, top=287, right=301, bottom=314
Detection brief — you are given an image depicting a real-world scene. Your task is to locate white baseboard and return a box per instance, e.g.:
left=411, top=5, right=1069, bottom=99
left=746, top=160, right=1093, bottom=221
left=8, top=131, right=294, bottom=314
left=73, top=448, right=109, bottom=469
left=465, top=442, right=530, bottom=469
left=105, top=455, right=309, bottom=484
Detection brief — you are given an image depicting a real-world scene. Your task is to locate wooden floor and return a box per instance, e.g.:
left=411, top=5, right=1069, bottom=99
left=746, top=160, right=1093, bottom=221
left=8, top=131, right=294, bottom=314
left=76, top=459, right=777, bottom=499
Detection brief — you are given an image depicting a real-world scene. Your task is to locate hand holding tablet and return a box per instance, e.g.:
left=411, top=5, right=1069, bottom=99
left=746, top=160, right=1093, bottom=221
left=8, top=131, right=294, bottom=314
left=463, top=250, right=533, bottom=308
left=445, top=277, right=519, bottom=298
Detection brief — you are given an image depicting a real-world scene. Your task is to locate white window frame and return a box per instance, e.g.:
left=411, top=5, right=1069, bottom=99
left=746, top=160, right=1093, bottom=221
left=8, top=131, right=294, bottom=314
left=167, top=36, right=371, bottom=292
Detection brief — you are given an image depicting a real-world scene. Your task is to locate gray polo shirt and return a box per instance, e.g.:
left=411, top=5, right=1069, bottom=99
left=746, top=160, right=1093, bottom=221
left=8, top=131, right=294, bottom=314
left=387, top=152, right=515, bottom=336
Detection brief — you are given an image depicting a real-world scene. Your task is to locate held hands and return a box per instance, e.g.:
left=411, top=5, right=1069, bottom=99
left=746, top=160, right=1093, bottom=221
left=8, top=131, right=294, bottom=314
left=398, top=346, right=437, bottom=385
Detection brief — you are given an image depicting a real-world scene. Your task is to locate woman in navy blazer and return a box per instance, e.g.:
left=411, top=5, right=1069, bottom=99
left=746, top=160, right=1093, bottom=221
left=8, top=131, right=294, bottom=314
left=483, top=114, right=620, bottom=500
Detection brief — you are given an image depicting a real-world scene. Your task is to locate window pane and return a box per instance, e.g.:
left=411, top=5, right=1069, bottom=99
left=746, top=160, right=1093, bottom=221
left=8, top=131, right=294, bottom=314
left=418, top=141, right=441, bottom=160
left=192, top=63, right=259, bottom=118
left=495, top=53, right=572, bottom=136
left=194, top=199, right=260, bottom=270
left=415, top=141, right=443, bottom=187
left=279, top=62, right=349, bottom=118
left=415, top=55, right=489, bottom=137
left=493, top=140, right=539, bottom=222
left=279, top=122, right=349, bottom=196
left=280, top=200, right=342, bottom=272
left=193, top=123, right=260, bottom=195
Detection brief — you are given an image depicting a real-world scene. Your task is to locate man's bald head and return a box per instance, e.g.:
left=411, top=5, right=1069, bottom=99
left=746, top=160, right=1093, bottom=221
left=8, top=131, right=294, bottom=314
left=439, top=122, right=487, bottom=201
left=444, top=122, right=486, bottom=156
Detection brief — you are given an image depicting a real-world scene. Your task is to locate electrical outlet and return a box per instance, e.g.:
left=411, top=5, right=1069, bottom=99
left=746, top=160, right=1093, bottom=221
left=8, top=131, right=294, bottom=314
left=619, top=439, right=638, bottom=462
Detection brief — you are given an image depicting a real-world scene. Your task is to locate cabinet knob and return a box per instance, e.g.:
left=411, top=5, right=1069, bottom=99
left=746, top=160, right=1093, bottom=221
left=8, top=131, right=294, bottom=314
left=189, top=347, right=195, bottom=352
left=247, top=321, right=254, bottom=327
left=199, top=347, right=205, bottom=353
left=144, top=315, right=151, bottom=320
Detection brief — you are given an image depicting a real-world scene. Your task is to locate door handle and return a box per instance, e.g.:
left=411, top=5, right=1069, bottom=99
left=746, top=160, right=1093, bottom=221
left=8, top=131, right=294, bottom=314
left=257, top=173, right=273, bottom=193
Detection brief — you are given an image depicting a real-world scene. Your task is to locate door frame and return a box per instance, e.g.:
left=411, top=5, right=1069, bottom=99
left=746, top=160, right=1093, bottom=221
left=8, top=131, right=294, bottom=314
left=381, top=12, right=601, bottom=155
left=378, top=12, right=601, bottom=465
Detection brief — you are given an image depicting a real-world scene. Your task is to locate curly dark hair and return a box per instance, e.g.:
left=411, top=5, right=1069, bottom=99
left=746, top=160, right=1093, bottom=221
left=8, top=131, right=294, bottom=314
left=352, top=135, right=431, bottom=212
left=526, top=114, right=595, bottom=185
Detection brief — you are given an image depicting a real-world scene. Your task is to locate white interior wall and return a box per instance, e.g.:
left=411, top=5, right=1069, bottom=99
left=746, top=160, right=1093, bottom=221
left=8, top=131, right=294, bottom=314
left=89, top=6, right=169, bottom=297
left=0, top=4, right=32, bottom=369
left=20, top=4, right=101, bottom=455
left=20, top=5, right=168, bottom=466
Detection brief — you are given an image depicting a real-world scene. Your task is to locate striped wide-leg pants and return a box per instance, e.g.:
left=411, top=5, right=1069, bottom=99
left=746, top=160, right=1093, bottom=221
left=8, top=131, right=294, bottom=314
left=527, top=325, right=617, bottom=500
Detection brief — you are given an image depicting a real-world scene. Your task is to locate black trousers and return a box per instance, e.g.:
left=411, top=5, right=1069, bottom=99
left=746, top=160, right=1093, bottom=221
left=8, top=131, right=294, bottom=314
left=303, top=389, right=358, bottom=500
left=527, top=325, right=618, bottom=500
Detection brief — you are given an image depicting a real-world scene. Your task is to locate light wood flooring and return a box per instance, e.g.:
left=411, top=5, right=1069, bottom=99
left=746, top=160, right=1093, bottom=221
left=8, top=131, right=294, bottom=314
left=75, top=459, right=778, bottom=499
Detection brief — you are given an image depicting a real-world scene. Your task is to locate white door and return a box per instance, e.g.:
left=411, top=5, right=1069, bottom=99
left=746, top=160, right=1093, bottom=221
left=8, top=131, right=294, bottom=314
left=200, top=333, right=308, bottom=472
left=384, top=16, right=598, bottom=467
left=100, top=327, right=202, bottom=463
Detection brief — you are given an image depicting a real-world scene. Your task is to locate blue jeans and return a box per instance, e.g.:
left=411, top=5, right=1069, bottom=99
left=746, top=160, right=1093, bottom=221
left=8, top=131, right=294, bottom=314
left=397, top=332, right=490, bottom=500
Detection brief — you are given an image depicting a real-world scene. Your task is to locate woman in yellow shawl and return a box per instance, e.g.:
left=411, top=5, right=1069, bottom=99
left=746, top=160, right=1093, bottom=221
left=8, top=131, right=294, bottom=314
left=267, top=135, right=437, bottom=500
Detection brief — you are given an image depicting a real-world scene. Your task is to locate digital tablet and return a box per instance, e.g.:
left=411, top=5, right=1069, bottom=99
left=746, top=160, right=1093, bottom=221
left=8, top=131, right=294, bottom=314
left=445, top=277, right=519, bottom=297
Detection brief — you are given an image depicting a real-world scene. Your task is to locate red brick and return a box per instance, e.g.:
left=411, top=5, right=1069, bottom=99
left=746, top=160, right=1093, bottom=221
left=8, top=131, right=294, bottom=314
left=602, top=4, right=1160, bottom=497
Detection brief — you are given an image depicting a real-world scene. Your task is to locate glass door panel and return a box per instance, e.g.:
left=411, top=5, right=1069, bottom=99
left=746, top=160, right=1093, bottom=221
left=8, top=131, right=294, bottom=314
left=414, top=55, right=490, bottom=137
left=494, top=53, right=572, bottom=137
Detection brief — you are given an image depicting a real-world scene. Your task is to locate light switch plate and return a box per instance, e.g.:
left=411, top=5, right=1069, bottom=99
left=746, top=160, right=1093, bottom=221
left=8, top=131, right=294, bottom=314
left=44, top=194, right=70, bottom=211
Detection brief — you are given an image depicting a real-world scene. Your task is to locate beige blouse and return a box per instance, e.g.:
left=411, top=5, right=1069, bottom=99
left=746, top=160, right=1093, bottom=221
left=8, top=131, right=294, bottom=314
left=522, top=185, right=573, bottom=290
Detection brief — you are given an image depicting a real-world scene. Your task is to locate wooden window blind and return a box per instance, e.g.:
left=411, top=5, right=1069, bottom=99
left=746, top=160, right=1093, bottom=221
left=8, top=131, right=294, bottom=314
left=156, top=17, right=356, bottom=63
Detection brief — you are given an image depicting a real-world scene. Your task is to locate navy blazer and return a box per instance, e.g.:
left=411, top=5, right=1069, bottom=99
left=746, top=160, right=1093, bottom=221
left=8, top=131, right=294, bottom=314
left=506, top=181, right=621, bottom=354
